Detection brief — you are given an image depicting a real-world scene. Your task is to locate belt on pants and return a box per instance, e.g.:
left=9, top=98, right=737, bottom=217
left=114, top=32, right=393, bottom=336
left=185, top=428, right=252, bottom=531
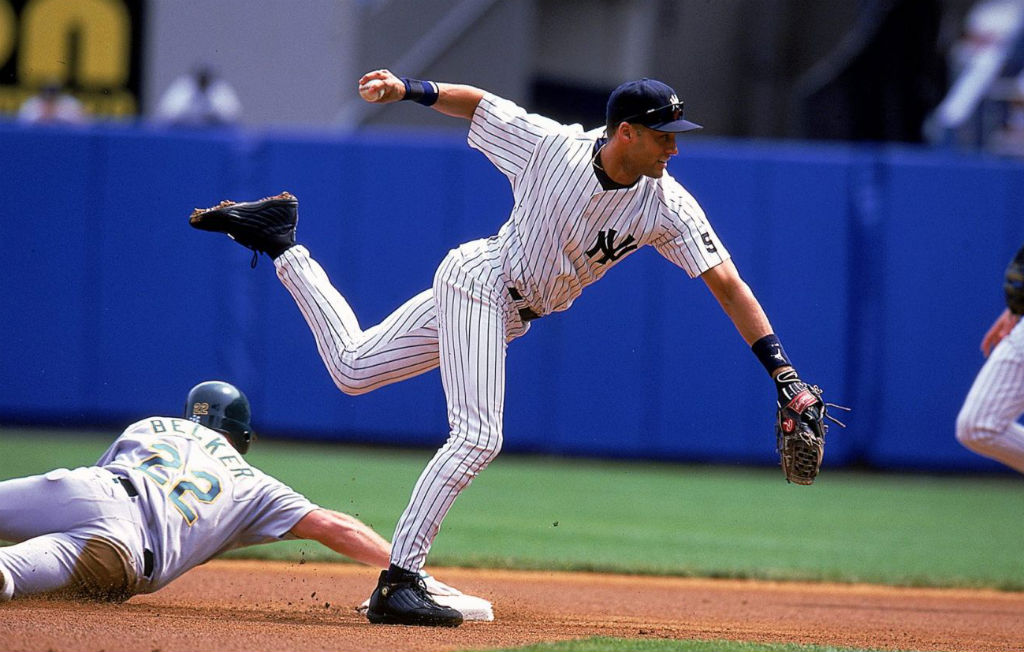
left=507, top=287, right=540, bottom=322
left=114, top=475, right=155, bottom=578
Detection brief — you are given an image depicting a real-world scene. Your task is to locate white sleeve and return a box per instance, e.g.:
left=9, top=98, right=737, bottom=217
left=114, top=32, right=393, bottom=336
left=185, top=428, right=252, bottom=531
left=95, top=419, right=153, bottom=466
left=651, top=177, right=730, bottom=278
left=467, top=93, right=567, bottom=183
left=235, top=473, right=320, bottom=543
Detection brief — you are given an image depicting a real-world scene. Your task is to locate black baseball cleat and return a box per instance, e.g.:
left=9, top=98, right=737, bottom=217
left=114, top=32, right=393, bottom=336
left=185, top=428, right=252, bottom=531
left=189, top=191, right=298, bottom=266
left=365, top=568, right=464, bottom=627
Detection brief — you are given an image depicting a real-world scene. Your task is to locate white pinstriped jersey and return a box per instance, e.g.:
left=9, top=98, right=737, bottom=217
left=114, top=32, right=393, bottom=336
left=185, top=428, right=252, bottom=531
left=96, top=417, right=317, bottom=592
left=467, top=93, right=730, bottom=317
left=270, top=91, right=734, bottom=573
left=957, top=311, right=1024, bottom=473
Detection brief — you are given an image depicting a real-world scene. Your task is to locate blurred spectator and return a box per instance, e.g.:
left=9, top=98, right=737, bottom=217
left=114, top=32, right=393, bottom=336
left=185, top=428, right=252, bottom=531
left=797, top=0, right=948, bottom=143
left=154, top=66, right=241, bottom=127
left=923, top=0, right=1024, bottom=147
left=17, top=83, right=88, bottom=126
left=986, top=72, right=1024, bottom=155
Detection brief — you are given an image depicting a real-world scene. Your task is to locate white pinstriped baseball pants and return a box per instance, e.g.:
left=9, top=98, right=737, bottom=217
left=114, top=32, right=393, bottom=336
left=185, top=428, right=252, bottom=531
left=956, top=319, right=1024, bottom=473
left=276, top=244, right=528, bottom=571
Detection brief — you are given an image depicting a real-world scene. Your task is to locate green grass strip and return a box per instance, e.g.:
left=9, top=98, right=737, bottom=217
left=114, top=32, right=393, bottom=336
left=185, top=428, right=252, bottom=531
left=486, top=637, right=891, bottom=652
left=3, top=429, right=1023, bottom=589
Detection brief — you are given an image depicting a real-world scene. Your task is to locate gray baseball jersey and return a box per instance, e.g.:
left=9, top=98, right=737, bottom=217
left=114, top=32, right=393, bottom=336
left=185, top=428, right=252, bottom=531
left=0, top=417, right=317, bottom=599
left=274, top=92, right=729, bottom=572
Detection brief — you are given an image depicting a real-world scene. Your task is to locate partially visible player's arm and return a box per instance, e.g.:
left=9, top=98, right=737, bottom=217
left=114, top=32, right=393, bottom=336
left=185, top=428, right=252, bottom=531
left=289, top=508, right=391, bottom=567
left=429, top=83, right=486, bottom=120
left=701, top=260, right=771, bottom=344
left=357, top=69, right=484, bottom=120
left=288, top=508, right=484, bottom=609
left=982, top=308, right=1020, bottom=357
left=701, top=260, right=794, bottom=378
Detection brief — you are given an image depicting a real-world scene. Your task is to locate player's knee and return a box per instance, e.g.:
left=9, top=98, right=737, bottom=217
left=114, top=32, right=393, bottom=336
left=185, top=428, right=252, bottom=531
left=955, top=406, right=996, bottom=451
left=330, top=375, right=372, bottom=396
left=477, top=439, right=503, bottom=466
left=327, top=364, right=380, bottom=396
left=464, top=433, right=503, bottom=467
left=328, top=354, right=417, bottom=396
left=446, top=429, right=503, bottom=470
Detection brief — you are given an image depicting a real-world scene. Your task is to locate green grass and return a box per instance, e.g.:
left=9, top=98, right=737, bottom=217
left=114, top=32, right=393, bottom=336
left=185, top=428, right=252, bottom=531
left=4, top=428, right=1017, bottom=652
left=489, top=639, right=887, bottom=652
left=2, top=427, right=1022, bottom=590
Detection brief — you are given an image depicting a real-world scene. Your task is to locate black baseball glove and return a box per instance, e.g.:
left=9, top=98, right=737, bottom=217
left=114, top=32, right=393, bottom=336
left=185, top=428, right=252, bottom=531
left=774, top=370, right=849, bottom=485
left=1004, top=245, right=1024, bottom=315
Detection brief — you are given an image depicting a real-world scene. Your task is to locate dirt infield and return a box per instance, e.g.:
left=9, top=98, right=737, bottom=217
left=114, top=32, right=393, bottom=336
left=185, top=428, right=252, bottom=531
left=4, top=560, right=1024, bottom=652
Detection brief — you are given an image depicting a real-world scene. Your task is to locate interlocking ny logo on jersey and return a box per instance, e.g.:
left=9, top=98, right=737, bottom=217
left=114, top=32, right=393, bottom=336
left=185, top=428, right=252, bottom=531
left=586, top=229, right=638, bottom=264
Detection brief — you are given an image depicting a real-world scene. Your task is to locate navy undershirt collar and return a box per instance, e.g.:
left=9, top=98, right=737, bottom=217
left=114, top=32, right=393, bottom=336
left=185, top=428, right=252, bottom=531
left=592, top=138, right=636, bottom=191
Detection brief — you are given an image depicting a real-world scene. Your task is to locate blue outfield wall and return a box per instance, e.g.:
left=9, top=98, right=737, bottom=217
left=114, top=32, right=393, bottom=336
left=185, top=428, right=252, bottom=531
left=1, top=123, right=1022, bottom=472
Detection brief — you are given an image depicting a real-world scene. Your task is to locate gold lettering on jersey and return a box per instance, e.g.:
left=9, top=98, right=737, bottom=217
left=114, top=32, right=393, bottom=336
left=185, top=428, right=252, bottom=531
left=152, top=418, right=255, bottom=480
left=204, top=438, right=226, bottom=455
left=192, top=422, right=252, bottom=477
left=218, top=454, right=242, bottom=467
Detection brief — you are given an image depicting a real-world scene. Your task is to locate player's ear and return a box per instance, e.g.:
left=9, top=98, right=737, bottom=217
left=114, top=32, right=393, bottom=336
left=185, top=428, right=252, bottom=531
left=614, top=122, right=633, bottom=142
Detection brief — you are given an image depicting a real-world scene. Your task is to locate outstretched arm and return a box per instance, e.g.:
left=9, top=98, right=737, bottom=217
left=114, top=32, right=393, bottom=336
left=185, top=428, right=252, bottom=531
left=357, top=69, right=484, bottom=120
left=291, top=507, right=494, bottom=619
left=702, top=260, right=846, bottom=485
left=288, top=508, right=391, bottom=567
left=701, top=260, right=791, bottom=377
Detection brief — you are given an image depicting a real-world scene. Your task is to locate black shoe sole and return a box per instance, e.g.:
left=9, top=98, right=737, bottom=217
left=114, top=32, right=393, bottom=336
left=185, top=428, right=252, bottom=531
left=365, top=609, right=463, bottom=627
left=189, top=195, right=297, bottom=234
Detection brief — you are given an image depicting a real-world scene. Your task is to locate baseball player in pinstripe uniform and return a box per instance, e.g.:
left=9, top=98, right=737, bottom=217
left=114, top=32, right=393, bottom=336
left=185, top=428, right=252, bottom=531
left=956, top=243, right=1024, bottom=473
left=190, top=69, right=827, bottom=626
left=0, top=380, right=490, bottom=618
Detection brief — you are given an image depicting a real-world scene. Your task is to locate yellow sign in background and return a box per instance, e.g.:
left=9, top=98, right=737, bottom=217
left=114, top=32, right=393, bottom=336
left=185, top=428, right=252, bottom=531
left=0, top=0, right=142, bottom=118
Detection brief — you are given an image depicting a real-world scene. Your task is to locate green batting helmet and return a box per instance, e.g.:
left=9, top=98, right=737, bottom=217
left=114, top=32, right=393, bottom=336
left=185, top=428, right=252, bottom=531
left=184, top=381, right=255, bottom=454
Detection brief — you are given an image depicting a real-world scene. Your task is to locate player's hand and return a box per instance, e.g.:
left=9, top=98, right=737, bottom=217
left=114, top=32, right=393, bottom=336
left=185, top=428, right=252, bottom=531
left=981, top=308, right=1020, bottom=357
left=772, top=369, right=848, bottom=485
left=357, top=69, right=404, bottom=104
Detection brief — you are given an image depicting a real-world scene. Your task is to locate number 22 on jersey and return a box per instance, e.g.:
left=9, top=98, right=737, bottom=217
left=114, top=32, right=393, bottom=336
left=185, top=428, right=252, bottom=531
left=135, top=442, right=223, bottom=525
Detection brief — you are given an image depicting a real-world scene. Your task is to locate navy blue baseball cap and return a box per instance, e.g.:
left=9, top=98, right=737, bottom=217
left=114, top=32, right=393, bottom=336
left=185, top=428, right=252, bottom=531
left=606, top=79, right=702, bottom=133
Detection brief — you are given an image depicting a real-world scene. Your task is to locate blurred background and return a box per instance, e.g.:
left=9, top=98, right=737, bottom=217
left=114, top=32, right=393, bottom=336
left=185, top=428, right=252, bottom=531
left=8, top=0, right=1024, bottom=146
left=2, top=0, right=1024, bottom=474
